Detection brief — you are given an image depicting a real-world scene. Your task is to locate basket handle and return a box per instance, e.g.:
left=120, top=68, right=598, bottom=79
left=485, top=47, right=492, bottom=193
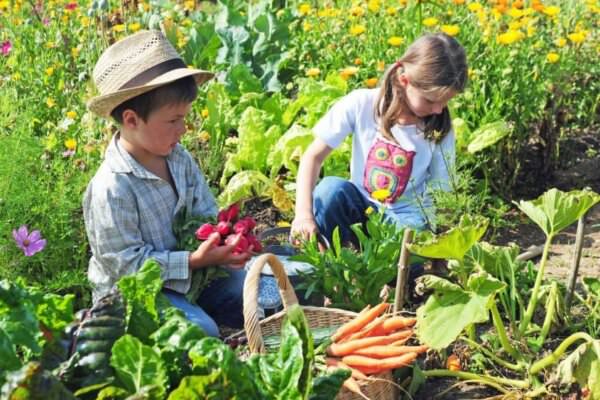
left=243, top=253, right=299, bottom=353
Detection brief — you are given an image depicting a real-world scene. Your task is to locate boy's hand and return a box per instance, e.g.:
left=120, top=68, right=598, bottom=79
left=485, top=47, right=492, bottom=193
left=188, top=232, right=253, bottom=270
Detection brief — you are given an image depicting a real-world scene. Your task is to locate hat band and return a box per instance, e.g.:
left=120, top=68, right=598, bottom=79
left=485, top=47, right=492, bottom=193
left=119, top=58, right=187, bottom=90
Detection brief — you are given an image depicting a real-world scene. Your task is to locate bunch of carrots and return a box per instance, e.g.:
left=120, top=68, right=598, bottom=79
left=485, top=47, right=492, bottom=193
left=325, top=302, right=427, bottom=399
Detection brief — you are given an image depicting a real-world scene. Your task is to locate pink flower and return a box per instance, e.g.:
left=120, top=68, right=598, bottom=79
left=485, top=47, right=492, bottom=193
left=195, top=223, right=217, bottom=240
left=65, top=2, right=77, bottom=10
left=217, top=203, right=240, bottom=223
left=1, top=41, right=12, bottom=56
left=12, top=225, right=46, bottom=256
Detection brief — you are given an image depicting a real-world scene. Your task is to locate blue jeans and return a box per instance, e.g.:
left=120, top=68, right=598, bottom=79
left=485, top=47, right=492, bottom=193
left=163, top=268, right=246, bottom=337
left=313, top=176, right=375, bottom=245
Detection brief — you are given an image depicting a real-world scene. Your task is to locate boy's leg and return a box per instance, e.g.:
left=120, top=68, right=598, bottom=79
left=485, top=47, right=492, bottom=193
left=162, top=289, right=220, bottom=337
left=313, top=176, right=373, bottom=245
left=197, top=268, right=246, bottom=329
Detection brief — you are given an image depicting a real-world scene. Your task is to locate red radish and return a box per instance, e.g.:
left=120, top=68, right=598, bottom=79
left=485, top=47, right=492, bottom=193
left=218, top=203, right=240, bottom=223
left=216, top=221, right=231, bottom=236
left=195, top=223, right=217, bottom=240
left=247, top=234, right=263, bottom=252
left=233, top=217, right=256, bottom=234
left=225, top=233, right=249, bottom=254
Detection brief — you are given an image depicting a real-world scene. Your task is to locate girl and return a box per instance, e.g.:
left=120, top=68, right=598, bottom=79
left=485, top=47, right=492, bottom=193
left=291, top=33, right=468, bottom=245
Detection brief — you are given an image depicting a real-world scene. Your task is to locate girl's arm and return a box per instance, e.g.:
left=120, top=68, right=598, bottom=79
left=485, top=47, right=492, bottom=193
left=292, top=137, right=333, bottom=239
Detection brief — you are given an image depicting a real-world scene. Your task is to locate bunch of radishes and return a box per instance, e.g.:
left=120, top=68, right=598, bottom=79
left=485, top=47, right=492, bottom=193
left=194, top=203, right=262, bottom=254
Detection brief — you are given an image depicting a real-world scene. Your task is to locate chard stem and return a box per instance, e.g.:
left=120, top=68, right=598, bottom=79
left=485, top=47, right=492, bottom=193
left=490, top=301, right=520, bottom=361
left=530, top=332, right=594, bottom=374
left=520, top=236, right=553, bottom=336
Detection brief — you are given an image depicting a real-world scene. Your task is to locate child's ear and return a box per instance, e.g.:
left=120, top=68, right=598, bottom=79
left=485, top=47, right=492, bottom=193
left=122, top=109, right=139, bottom=129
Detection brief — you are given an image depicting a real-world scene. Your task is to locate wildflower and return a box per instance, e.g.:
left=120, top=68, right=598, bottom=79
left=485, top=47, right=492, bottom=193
left=302, top=21, right=312, bottom=32
left=45, top=67, right=54, bottom=76
left=201, top=108, right=209, bottom=118
left=298, top=3, right=311, bottom=16
left=65, top=138, right=77, bottom=150
left=71, top=47, right=80, bottom=58
left=80, top=16, right=90, bottom=27
left=555, top=38, right=566, bottom=47
left=387, top=36, right=404, bottom=46
left=276, top=221, right=291, bottom=228
left=567, top=32, right=585, bottom=44
left=65, top=2, right=77, bottom=11
left=199, top=130, right=210, bottom=143
left=453, top=0, right=465, bottom=4
left=62, top=149, right=75, bottom=157
left=46, top=98, right=56, bottom=108
left=129, top=22, right=141, bottom=32
left=497, top=30, right=524, bottom=45
left=367, top=0, right=380, bottom=13
left=0, top=0, right=9, bottom=10
left=12, top=72, right=20, bottom=80
left=350, top=25, right=366, bottom=36
left=183, top=1, right=195, bottom=12
left=371, top=189, right=392, bottom=202
left=543, top=6, right=559, bottom=17
left=365, top=77, right=378, bottom=88
left=467, top=3, right=482, bottom=12
left=340, top=66, right=359, bottom=80
left=13, top=225, right=47, bottom=257
left=112, top=24, right=126, bottom=33
left=306, top=67, right=320, bottom=77
left=354, top=58, right=362, bottom=66
left=365, top=206, right=374, bottom=215
left=423, top=17, right=438, bottom=27
left=441, top=25, right=460, bottom=36
left=386, top=7, right=397, bottom=16
left=350, top=6, right=365, bottom=17
left=1, top=40, right=11, bottom=56
left=66, top=111, right=77, bottom=119
left=546, top=52, right=559, bottom=63
left=376, top=60, right=386, bottom=72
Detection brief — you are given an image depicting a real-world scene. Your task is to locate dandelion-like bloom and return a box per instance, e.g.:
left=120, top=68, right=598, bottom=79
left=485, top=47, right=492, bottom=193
left=388, top=36, right=404, bottom=46
left=376, top=60, right=386, bottom=72
left=467, top=3, right=482, bottom=12
left=546, top=52, right=559, bottom=63
left=555, top=38, right=567, bottom=47
left=201, top=108, right=209, bottom=118
left=371, top=189, right=392, bottom=202
left=13, top=225, right=47, bottom=257
left=365, top=78, right=378, bottom=88
left=298, top=3, right=311, bottom=16
left=129, top=22, right=141, bottom=32
left=306, top=67, right=321, bottom=77
left=65, top=138, right=77, bottom=150
left=1, top=40, right=11, bottom=56
left=340, top=66, right=359, bottom=80
left=45, top=67, right=54, bottom=76
left=112, top=24, right=126, bottom=33
left=567, top=32, right=585, bottom=44
left=66, top=110, right=77, bottom=119
left=497, top=30, right=524, bottom=45
left=46, top=98, right=56, bottom=108
left=365, top=206, right=374, bottom=215
left=441, top=25, right=460, bottom=36
left=386, top=7, right=397, bottom=16
left=350, top=6, right=365, bottom=17
left=423, top=17, right=438, bottom=27
left=350, top=24, right=366, bottom=36
left=543, top=6, right=559, bottom=17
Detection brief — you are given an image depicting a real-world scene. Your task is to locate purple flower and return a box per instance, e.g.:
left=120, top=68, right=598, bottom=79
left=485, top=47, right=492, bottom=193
left=1, top=41, right=11, bottom=56
left=62, top=149, right=75, bottom=157
left=12, top=225, right=47, bottom=256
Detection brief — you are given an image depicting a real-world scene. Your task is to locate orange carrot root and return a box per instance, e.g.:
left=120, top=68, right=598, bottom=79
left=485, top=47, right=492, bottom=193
left=332, top=302, right=389, bottom=342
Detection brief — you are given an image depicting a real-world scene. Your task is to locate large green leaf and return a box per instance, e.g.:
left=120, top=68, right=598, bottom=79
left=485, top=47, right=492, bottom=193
left=267, top=124, right=313, bottom=177
left=557, top=340, right=600, bottom=400
left=516, top=188, right=600, bottom=237
left=408, top=215, right=489, bottom=261
left=110, top=334, right=168, bottom=399
left=217, top=170, right=272, bottom=207
left=467, top=120, right=511, bottom=153
left=415, top=273, right=505, bottom=350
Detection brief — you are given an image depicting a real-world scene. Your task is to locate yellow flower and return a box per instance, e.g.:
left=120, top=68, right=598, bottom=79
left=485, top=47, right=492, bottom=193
left=386, top=7, right=397, bottom=16
left=497, top=30, right=524, bottom=45
left=365, top=78, right=378, bottom=88
left=350, top=24, right=366, bottom=36
left=567, top=32, right=586, bottom=44
left=467, top=3, right=482, bottom=12
left=371, top=189, right=392, bottom=202
left=546, top=52, right=559, bottom=63
left=340, top=66, right=359, bottom=80
left=201, top=108, right=209, bottom=118
left=298, top=3, right=311, bottom=16
left=555, top=38, right=567, bottom=47
left=453, top=0, right=465, bottom=4
left=183, top=1, right=195, bottom=12
left=45, top=67, right=54, bottom=76
left=46, top=98, right=56, bottom=108
left=365, top=206, right=375, bottom=215
left=441, top=25, right=460, bottom=36
left=302, top=21, right=312, bottom=32
left=65, top=138, right=77, bottom=150
left=66, top=111, right=77, bottom=119
left=306, top=67, right=320, bottom=77
left=507, top=8, right=523, bottom=18
left=367, top=0, right=380, bottom=13
left=0, top=0, right=9, bottom=10
left=276, top=221, right=291, bottom=228
left=354, top=58, right=362, bottom=65
left=527, top=25, right=536, bottom=37
left=350, top=6, right=365, bottom=17
left=45, top=41, right=55, bottom=49
left=12, top=72, right=21, bottom=81
left=543, top=6, right=560, bottom=17
left=112, top=24, right=126, bottom=32
left=198, top=130, right=210, bottom=143
left=80, top=16, right=90, bottom=27
left=423, top=17, right=438, bottom=27
left=71, top=47, right=80, bottom=58
left=376, top=60, right=386, bottom=72
left=387, top=36, right=404, bottom=46
left=129, top=22, right=141, bottom=32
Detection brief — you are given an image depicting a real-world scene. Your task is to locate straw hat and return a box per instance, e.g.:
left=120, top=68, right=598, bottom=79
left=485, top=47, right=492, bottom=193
left=88, top=30, right=214, bottom=118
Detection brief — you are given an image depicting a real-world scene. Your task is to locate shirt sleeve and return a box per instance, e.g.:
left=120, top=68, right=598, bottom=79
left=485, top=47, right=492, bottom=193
left=312, top=89, right=365, bottom=149
left=428, top=129, right=456, bottom=192
left=84, top=177, right=190, bottom=286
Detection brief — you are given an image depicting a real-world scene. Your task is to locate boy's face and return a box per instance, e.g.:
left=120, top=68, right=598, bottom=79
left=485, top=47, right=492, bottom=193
left=125, top=102, right=192, bottom=158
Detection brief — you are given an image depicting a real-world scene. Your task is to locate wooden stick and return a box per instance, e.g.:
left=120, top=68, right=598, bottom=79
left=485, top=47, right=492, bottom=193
left=516, top=245, right=544, bottom=262
left=394, top=229, right=414, bottom=314
left=565, top=215, right=586, bottom=309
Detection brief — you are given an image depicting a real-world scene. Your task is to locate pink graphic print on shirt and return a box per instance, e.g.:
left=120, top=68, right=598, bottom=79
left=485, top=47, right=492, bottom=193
left=363, top=137, right=415, bottom=203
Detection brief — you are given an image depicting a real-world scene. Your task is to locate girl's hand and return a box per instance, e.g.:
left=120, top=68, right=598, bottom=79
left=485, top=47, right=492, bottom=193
left=189, top=232, right=253, bottom=270
left=290, top=216, right=319, bottom=244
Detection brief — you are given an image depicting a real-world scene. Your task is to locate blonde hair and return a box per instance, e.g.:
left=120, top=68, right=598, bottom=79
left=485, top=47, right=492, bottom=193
left=375, top=33, right=468, bottom=143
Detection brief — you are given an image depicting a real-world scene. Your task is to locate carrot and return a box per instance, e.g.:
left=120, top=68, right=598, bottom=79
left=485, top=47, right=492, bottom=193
left=342, top=352, right=418, bottom=373
left=327, top=330, right=412, bottom=357
left=341, top=376, right=370, bottom=400
left=332, top=302, right=389, bottom=342
left=381, top=316, right=417, bottom=332
left=326, top=357, right=370, bottom=381
left=352, top=344, right=428, bottom=358
left=390, top=336, right=412, bottom=346
left=341, top=315, right=386, bottom=342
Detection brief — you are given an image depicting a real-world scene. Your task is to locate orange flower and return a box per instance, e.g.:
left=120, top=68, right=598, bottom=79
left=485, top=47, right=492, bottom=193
left=446, top=354, right=461, bottom=371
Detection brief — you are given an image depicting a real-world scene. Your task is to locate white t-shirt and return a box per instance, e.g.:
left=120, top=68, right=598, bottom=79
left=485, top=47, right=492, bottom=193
left=312, top=88, right=455, bottom=229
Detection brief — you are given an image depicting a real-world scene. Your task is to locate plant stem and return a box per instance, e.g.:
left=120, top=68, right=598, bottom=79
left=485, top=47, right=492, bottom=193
left=530, top=332, right=594, bottom=374
left=520, top=236, right=553, bottom=336
left=423, top=369, right=529, bottom=389
left=461, top=337, right=524, bottom=371
left=490, top=301, right=520, bottom=360
left=537, top=282, right=558, bottom=347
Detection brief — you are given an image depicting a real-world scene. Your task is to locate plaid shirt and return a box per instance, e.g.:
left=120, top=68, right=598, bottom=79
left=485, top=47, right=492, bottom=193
left=83, top=134, right=217, bottom=301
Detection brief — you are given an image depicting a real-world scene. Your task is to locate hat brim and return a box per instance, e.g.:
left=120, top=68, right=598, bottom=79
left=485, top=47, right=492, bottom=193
left=87, top=68, right=214, bottom=118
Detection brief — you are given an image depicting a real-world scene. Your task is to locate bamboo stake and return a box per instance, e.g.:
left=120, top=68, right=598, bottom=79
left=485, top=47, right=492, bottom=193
left=565, top=214, right=586, bottom=309
left=394, top=229, right=414, bottom=314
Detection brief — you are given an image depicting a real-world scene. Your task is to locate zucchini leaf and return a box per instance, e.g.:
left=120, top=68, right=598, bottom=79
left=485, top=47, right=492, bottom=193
left=556, top=340, right=600, bottom=400
left=467, top=120, right=511, bottom=153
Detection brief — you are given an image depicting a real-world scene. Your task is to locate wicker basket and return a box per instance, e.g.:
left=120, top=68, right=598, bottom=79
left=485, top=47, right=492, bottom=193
left=228, top=253, right=396, bottom=400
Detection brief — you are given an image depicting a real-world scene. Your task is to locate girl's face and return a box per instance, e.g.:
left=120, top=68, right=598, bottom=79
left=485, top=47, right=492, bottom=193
left=398, top=71, right=456, bottom=118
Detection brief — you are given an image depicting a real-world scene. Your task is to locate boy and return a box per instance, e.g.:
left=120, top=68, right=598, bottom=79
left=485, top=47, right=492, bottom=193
left=84, top=30, right=252, bottom=337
